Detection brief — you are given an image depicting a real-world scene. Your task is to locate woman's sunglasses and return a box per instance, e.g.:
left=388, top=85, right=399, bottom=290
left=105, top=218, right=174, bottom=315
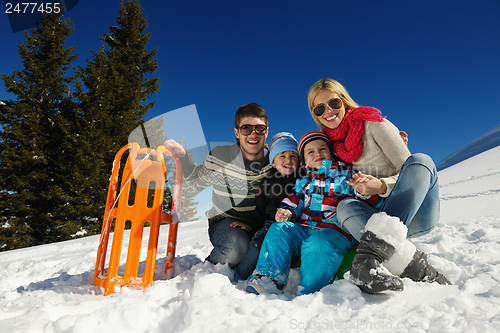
left=313, top=98, right=343, bottom=116
left=237, top=124, right=268, bottom=136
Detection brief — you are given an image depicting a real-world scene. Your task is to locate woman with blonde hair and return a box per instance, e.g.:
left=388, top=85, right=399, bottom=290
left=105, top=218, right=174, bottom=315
left=307, top=78, right=450, bottom=294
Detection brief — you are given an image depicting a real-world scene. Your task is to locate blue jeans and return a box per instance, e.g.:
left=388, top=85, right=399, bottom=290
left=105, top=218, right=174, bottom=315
left=234, top=220, right=273, bottom=280
left=337, top=153, right=440, bottom=241
left=254, top=222, right=354, bottom=294
left=207, top=218, right=252, bottom=266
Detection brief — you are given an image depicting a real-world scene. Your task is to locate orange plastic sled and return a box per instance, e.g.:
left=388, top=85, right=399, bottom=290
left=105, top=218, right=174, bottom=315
left=92, top=142, right=182, bottom=296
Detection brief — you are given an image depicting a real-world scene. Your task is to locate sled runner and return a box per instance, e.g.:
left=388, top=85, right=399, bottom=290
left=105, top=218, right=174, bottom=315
left=92, top=142, right=182, bottom=296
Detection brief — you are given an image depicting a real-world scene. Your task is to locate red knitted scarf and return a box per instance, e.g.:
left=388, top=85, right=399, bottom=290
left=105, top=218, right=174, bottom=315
left=322, top=106, right=385, bottom=163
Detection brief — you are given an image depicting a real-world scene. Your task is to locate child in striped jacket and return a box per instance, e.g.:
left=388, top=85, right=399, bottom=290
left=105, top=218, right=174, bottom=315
left=247, top=131, right=384, bottom=295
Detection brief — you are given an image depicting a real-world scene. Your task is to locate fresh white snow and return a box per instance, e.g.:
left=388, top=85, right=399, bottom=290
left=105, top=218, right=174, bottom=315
left=1, top=145, right=500, bottom=333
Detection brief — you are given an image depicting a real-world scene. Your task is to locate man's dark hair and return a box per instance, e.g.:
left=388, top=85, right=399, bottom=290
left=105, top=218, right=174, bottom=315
left=234, top=103, right=268, bottom=128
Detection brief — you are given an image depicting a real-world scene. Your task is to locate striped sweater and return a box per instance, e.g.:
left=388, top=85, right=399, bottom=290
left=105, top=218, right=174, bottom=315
left=180, top=144, right=272, bottom=230
left=280, top=159, right=384, bottom=241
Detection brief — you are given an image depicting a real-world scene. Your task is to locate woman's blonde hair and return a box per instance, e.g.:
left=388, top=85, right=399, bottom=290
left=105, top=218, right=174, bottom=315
left=307, top=78, right=359, bottom=127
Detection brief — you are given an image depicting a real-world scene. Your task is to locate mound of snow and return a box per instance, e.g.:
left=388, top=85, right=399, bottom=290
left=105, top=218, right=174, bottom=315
left=437, top=125, right=500, bottom=171
left=1, top=146, right=500, bottom=332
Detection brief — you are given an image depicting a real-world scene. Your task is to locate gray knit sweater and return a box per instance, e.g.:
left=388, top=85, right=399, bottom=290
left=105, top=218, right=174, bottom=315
left=353, top=119, right=411, bottom=197
left=179, top=144, right=272, bottom=229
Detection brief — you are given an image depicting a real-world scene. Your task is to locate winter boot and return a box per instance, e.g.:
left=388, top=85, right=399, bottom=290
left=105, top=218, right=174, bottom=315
left=350, top=230, right=404, bottom=293
left=399, top=250, right=451, bottom=285
left=246, top=275, right=285, bottom=295
left=362, top=212, right=451, bottom=287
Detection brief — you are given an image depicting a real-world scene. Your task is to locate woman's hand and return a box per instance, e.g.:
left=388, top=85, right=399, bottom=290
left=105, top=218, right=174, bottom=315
left=164, top=139, right=186, bottom=157
left=347, top=172, right=387, bottom=196
left=275, top=208, right=291, bottom=222
left=399, top=131, right=408, bottom=146
left=230, top=221, right=252, bottom=232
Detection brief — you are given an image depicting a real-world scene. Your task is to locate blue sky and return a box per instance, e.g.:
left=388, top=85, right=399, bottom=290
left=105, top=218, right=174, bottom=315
left=2, top=0, right=500, bottom=217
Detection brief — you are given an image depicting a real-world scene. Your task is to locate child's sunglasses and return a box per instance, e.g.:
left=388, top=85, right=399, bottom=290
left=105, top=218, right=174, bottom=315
left=313, top=98, right=343, bottom=116
left=237, top=124, right=268, bottom=136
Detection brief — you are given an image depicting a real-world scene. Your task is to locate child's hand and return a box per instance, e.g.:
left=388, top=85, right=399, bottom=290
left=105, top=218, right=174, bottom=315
left=275, top=208, right=291, bottom=222
left=230, top=221, right=252, bottom=232
left=347, top=172, right=387, bottom=196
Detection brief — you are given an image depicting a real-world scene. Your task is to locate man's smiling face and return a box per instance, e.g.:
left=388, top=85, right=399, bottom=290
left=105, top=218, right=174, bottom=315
left=234, top=116, right=268, bottom=161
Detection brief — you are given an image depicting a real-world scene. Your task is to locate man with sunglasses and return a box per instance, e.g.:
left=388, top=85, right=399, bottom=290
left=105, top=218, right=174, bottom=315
left=165, top=103, right=272, bottom=268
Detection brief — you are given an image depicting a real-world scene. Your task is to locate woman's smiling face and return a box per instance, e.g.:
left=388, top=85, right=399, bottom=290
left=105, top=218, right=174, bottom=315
left=313, top=90, right=346, bottom=129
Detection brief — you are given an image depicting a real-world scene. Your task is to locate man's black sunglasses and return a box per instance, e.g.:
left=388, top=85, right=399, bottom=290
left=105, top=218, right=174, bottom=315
left=237, top=124, right=268, bottom=135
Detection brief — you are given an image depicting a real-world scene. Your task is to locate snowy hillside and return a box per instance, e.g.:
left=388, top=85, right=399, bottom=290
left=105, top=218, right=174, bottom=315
left=1, top=146, right=500, bottom=333
left=436, top=125, right=500, bottom=171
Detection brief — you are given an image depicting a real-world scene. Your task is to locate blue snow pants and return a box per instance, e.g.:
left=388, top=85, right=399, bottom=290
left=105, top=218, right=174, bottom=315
left=253, top=221, right=354, bottom=294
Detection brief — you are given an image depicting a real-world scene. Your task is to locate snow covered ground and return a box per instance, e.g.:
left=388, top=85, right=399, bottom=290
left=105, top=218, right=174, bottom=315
left=1, top=145, right=500, bottom=333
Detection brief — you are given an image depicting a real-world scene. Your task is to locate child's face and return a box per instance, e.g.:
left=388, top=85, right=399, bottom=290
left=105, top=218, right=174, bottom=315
left=303, top=140, right=332, bottom=169
left=272, top=151, right=299, bottom=176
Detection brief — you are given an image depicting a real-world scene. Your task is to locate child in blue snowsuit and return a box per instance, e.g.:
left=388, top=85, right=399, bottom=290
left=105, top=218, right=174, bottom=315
left=235, top=132, right=302, bottom=280
left=247, top=131, right=384, bottom=295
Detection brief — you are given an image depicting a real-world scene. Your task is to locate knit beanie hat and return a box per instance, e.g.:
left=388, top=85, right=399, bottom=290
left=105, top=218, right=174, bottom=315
left=269, top=132, right=299, bottom=164
left=298, top=131, right=333, bottom=163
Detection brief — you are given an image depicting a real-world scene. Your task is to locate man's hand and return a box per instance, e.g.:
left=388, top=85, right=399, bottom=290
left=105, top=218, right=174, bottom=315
left=275, top=208, right=291, bottom=222
left=164, top=139, right=186, bottom=157
left=230, top=221, right=252, bottom=232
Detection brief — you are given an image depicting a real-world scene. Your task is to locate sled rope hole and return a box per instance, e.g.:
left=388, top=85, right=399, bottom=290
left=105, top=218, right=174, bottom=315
left=104, top=148, right=155, bottom=226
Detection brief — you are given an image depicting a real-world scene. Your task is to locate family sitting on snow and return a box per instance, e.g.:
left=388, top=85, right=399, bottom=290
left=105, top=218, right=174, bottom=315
left=165, top=78, right=450, bottom=296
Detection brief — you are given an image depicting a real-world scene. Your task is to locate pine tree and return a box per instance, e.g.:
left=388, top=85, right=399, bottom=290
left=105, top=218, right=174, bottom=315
left=0, top=10, right=85, bottom=250
left=179, top=181, right=200, bottom=222
left=78, top=0, right=159, bottom=150
left=77, top=0, right=199, bottom=230
left=75, top=0, right=160, bottom=234
left=0, top=0, right=200, bottom=251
